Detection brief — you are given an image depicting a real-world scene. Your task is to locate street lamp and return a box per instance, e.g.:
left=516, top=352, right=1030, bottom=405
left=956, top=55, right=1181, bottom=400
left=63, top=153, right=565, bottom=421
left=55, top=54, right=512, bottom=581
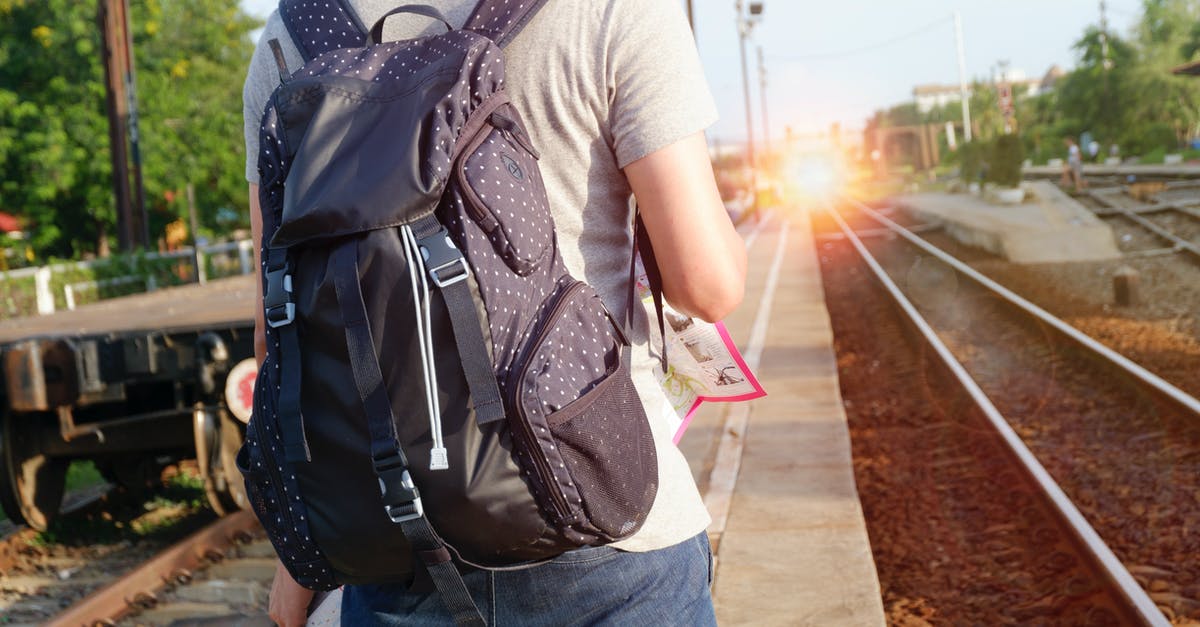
left=736, top=1, right=763, bottom=218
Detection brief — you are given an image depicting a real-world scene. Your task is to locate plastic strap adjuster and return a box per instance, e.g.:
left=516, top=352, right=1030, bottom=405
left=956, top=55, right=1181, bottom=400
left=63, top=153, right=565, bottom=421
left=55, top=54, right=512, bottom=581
left=376, top=455, right=424, bottom=523
left=264, top=266, right=295, bottom=328
left=417, top=229, right=469, bottom=288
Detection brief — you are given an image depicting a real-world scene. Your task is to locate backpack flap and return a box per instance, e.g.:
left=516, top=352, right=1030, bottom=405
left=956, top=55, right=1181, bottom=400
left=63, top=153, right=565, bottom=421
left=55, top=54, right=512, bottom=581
left=270, top=34, right=506, bottom=248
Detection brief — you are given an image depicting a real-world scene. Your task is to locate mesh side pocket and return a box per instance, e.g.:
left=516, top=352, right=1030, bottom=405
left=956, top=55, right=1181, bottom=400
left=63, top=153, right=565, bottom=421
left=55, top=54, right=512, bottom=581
left=547, top=360, right=658, bottom=541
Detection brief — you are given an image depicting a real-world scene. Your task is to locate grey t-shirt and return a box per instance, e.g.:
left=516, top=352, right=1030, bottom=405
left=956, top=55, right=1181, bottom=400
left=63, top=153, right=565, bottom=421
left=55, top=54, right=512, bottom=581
left=243, top=0, right=718, bottom=552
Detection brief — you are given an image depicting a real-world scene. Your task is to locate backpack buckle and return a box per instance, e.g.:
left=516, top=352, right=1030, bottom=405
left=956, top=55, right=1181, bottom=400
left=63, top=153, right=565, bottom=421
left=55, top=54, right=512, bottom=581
left=376, top=455, right=424, bottom=523
left=264, top=266, right=295, bottom=328
left=417, top=229, right=469, bottom=288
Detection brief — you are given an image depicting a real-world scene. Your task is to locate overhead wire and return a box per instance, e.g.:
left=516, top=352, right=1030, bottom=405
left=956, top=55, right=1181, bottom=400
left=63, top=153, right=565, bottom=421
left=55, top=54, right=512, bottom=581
left=769, top=15, right=953, bottom=62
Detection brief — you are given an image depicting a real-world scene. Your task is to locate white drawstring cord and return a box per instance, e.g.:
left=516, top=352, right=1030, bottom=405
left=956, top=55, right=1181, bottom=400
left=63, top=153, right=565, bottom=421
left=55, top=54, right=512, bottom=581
left=401, top=225, right=449, bottom=470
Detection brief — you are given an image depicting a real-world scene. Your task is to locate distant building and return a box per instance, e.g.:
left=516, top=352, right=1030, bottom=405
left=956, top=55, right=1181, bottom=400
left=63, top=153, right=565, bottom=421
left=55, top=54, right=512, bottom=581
left=1039, top=65, right=1066, bottom=92
left=912, top=83, right=971, bottom=114
left=912, top=66, right=1058, bottom=113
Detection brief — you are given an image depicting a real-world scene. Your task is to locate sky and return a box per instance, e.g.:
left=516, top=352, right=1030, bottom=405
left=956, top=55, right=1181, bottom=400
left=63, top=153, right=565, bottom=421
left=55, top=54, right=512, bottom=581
left=239, top=0, right=1145, bottom=145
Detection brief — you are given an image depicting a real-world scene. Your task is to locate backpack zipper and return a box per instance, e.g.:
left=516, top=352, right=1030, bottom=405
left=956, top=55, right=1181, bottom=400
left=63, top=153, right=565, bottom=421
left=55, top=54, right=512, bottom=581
left=507, top=281, right=587, bottom=522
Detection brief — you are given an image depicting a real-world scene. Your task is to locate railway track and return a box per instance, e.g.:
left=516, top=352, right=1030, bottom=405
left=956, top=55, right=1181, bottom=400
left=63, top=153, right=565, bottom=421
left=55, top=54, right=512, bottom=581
left=47, top=511, right=270, bottom=627
left=820, top=198, right=1200, bottom=625
left=0, top=510, right=272, bottom=627
left=0, top=470, right=270, bottom=626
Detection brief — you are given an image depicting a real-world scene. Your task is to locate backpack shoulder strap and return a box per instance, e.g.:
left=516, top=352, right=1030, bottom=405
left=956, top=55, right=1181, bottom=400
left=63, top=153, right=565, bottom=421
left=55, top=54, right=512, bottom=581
left=278, top=0, right=368, bottom=63
left=463, top=0, right=549, bottom=48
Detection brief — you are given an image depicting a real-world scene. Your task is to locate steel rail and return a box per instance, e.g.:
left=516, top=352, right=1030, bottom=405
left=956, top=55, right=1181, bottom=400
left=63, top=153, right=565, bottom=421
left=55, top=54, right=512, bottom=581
left=46, top=510, right=260, bottom=627
left=827, top=203, right=1169, bottom=627
left=845, top=197, right=1200, bottom=418
left=1087, top=191, right=1200, bottom=259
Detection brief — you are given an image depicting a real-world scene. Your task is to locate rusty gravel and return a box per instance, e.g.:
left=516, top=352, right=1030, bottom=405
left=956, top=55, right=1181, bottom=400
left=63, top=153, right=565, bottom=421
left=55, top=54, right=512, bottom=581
left=818, top=204, right=1200, bottom=624
left=819, top=232, right=1134, bottom=625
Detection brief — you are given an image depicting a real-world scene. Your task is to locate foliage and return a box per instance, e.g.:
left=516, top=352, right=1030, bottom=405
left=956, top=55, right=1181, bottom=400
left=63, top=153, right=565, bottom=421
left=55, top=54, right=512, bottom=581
left=986, top=135, right=1025, bottom=188
left=0, top=0, right=261, bottom=260
left=0, top=249, right=198, bottom=319
left=876, top=1, right=1200, bottom=171
left=958, top=141, right=983, bottom=183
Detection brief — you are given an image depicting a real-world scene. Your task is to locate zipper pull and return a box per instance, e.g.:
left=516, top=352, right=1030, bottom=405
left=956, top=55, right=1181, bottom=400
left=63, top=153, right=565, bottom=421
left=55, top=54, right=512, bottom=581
left=489, top=112, right=540, bottom=159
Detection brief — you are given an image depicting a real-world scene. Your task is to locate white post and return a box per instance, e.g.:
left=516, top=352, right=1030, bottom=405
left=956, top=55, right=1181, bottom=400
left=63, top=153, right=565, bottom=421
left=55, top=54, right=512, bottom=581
left=945, top=121, right=957, bottom=151
left=64, top=284, right=77, bottom=311
left=195, top=247, right=208, bottom=284
left=954, top=11, right=972, bottom=142
left=35, top=267, right=55, bottom=315
left=238, top=239, right=253, bottom=275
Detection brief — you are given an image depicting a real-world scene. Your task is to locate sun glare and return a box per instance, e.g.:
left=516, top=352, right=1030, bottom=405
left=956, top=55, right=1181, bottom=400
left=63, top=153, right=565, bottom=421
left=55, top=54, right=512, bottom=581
left=786, top=151, right=847, bottom=200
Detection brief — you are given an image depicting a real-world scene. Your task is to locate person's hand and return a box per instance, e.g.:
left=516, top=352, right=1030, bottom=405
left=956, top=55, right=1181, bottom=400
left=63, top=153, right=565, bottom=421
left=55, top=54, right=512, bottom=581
left=269, top=560, right=314, bottom=627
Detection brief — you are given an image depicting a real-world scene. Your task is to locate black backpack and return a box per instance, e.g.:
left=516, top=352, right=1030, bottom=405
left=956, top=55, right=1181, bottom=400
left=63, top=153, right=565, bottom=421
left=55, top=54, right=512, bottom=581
left=240, top=1, right=661, bottom=623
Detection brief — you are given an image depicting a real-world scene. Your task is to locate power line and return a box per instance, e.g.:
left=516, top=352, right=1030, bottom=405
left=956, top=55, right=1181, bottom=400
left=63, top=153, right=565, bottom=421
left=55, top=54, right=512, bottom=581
left=769, top=15, right=952, bottom=62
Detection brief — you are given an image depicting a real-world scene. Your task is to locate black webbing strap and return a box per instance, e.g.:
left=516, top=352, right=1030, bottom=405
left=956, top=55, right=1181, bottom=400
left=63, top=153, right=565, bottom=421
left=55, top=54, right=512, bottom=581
left=265, top=247, right=311, bottom=462
left=400, top=517, right=487, bottom=626
left=410, top=215, right=505, bottom=425
left=632, top=211, right=669, bottom=373
left=463, top=0, right=550, bottom=48
left=330, top=243, right=405, bottom=463
left=330, top=241, right=486, bottom=627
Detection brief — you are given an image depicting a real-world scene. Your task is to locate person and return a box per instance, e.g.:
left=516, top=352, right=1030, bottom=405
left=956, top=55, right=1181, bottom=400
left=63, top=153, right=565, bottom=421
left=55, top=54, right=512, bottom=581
left=241, top=1, right=747, bottom=625
left=1062, top=137, right=1086, bottom=191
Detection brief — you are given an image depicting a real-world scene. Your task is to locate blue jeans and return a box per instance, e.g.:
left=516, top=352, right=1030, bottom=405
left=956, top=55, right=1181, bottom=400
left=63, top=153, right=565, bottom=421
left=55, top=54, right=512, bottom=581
left=341, top=532, right=717, bottom=626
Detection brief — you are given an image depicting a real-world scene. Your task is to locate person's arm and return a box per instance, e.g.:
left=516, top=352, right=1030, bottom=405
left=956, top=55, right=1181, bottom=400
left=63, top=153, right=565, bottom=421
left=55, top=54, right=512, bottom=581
left=250, top=184, right=267, bottom=369
left=624, top=132, right=746, bottom=322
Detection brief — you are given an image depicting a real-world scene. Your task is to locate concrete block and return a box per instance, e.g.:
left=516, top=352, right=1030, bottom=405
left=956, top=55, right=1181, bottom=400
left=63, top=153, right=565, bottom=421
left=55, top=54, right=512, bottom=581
left=714, top=528, right=884, bottom=627
left=899, top=187, right=1121, bottom=263
left=206, top=557, right=279, bottom=582
left=236, top=540, right=278, bottom=560
left=174, top=579, right=268, bottom=606
left=133, top=601, right=235, bottom=624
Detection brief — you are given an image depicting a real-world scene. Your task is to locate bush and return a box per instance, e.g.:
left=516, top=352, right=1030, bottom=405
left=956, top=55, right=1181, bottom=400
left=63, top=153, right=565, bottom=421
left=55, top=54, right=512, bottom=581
left=1122, top=122, right=1177, bottom=158
left=1138, top=147, right=1167, bottom=165
left=987, top=135, right=1025, bottom=188
left=958, top=142, right=983, bottom=183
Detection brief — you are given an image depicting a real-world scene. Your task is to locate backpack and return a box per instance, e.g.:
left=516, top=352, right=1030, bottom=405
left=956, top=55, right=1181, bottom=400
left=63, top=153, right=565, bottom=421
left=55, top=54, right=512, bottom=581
left=239, top=1, right=662, bottom=623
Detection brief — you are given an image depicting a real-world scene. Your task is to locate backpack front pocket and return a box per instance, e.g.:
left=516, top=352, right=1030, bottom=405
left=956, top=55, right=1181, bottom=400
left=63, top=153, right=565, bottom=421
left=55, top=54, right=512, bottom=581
left=507, top=280, right=658, bottom=542
left=455, top=103, right=552, bottom=276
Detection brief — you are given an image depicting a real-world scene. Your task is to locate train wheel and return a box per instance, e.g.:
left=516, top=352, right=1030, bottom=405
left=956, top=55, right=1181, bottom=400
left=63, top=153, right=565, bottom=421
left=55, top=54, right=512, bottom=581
left=193, top=408, right=247, bottom=516
left=0, top=411, right=68, bottom=530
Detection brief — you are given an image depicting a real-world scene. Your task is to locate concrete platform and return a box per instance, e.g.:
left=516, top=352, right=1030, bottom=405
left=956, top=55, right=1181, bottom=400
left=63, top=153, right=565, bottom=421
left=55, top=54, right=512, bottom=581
left=678, top=215, right=886, bottom=626
left=897, top=183, right=1121, bottom=263
left=1026, top=163, right=1200, bottom=179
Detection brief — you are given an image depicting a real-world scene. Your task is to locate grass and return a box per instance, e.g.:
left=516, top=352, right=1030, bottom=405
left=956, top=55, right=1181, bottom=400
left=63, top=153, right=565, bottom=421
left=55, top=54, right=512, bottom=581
left=64, top=460, right=104, bottom=492
left=0, top=460, right=107, bottom=524
left=27, top=463, right=211, bottom=547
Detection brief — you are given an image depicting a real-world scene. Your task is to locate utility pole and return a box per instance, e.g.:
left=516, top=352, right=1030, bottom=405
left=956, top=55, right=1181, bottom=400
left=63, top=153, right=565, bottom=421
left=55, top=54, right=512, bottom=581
left=736, top=1, right=762, bottom=218
left=1099, top=0, right=1112, bottom=70
left=98, top=0, right=136, bottom=252
left=757, top=45, right=770, bottom=155
left=954, top=11, right=973, bottom=142
left=121, top=0, right=149, bottom=250
left=98, top=0, right=149, bottom=251
left=996, top=59, right=1014, bottom=134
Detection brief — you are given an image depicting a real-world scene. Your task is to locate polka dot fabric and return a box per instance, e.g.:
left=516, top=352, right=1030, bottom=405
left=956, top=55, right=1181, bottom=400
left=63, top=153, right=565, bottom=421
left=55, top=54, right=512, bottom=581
left=280, top=0, right=366, bottom=61
left=246, top=0, right=659, bottom=585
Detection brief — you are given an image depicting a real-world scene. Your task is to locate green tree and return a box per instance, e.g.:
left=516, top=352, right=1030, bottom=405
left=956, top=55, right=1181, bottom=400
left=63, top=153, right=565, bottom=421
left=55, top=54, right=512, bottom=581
left=0, top=0, right=260, bottom=260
